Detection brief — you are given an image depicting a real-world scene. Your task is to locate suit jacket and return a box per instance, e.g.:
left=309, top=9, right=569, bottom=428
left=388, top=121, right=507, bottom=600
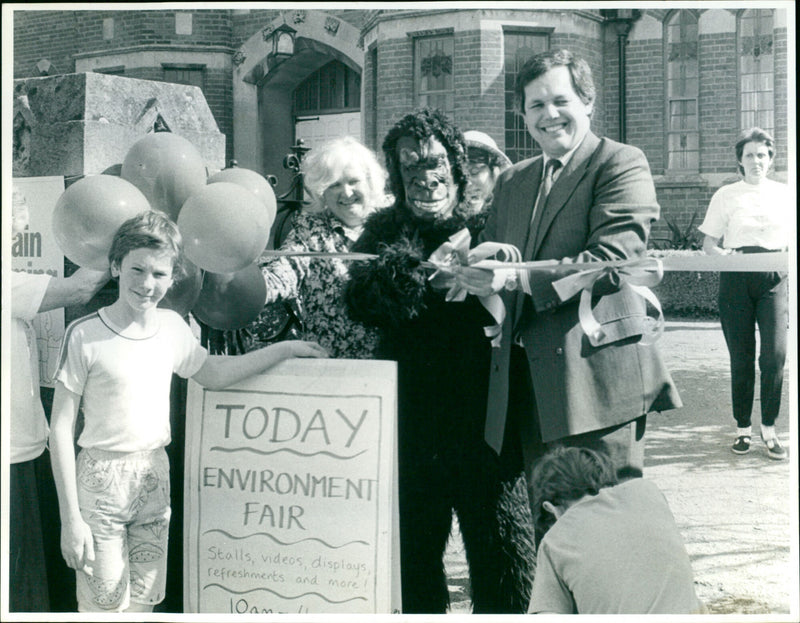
left=481, top=132, right=682, bottom=453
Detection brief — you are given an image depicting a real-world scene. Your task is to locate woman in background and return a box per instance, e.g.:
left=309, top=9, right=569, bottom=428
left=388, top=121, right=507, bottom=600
left=699, top=127, right=789, bottom=460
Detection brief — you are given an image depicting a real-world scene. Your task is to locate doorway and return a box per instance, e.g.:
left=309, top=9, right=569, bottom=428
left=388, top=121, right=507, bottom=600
left=293, top=59, right=362, bottom=150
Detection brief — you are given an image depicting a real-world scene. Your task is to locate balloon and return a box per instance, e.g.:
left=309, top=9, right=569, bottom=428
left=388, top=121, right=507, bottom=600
left=191, top=263, right=267, bottom=330
left=178, top=182, right=273, bottom=274
left=52, top=175, right=151, bottom=270
left=158, top=259, right=202, bottom=317
left=121, top=133, right=207, bottom=220
left=207, top=167, right=277, bottom=224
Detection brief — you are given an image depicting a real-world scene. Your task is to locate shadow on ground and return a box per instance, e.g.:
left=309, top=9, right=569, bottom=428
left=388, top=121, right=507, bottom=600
left=645, top=364, right=792, bottom=615
left=445, top=322, right=795, bottom=615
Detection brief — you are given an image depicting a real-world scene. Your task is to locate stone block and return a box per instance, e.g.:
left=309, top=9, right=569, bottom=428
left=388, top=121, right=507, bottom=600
left=13, top=72, right=225, bottom=178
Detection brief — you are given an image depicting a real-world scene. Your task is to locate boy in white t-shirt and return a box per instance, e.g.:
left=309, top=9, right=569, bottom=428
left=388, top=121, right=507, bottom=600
left=50, top=210, right=327, bottom=612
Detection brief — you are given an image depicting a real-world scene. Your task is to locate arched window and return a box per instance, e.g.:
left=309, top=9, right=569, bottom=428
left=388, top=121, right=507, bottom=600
left=738, top=9, right=774, bottom=134
left=665, top=10, right=699, bottom=173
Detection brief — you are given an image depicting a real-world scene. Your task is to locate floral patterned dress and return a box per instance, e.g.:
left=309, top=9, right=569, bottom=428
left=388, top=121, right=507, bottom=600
left=229, top=210, right=380, bottom=360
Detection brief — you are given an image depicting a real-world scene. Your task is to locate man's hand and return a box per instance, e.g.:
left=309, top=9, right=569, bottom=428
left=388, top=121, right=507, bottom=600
left=453, top=265, right=505, bottom=297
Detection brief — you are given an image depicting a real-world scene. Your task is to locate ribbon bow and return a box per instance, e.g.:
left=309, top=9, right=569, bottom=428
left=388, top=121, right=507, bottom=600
left=427, top=229, right=520, bottom=347
left=551, top=257, right=665, bottom=346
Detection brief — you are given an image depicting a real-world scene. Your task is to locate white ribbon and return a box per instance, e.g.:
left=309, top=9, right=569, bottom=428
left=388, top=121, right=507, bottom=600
left=426, top=229, right=518, bottom=347
left=551, top=257, right=665, bottom=345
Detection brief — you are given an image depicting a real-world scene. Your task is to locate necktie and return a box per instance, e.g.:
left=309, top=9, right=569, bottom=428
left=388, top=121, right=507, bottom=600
left=524, top=158, right=561, bottom=258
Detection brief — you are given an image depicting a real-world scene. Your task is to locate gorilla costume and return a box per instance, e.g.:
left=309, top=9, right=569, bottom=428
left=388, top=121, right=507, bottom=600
left=345, top=109, right=535, bottom=614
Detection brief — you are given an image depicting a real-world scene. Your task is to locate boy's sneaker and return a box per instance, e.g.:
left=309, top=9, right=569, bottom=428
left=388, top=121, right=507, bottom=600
left=732, top=435, right=751, bottom=454
left=761, top=434, right=788, bottom=460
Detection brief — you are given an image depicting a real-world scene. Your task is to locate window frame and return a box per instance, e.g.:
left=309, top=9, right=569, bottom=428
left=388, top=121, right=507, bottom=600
left=411, top=30, right=455, bottom=118
left=737, top=8, right=775, bottom=135
left=292, top=59, right=361, bottom=117
left=161, top=63, right=206, bottom=92
left=663, top=9, right=700, bottom=174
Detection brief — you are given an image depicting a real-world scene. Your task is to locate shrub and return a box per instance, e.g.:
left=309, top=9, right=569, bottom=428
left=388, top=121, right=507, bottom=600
left=647, top=249, right=719, bottom=318
left=649, top=211, right=704, bottom=251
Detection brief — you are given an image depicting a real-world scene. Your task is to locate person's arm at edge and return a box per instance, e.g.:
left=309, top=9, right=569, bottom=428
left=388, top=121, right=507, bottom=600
left=49, top=382, right=95, bottom=575
left=191, top=340, right=328, bottom=390
left=39, top=267, right=110, bottom=313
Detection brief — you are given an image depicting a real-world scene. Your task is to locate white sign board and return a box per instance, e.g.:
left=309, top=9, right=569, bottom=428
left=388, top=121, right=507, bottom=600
left=11, top=177, right=66, bottom=386
left=184, top=358, right=400, bottom=614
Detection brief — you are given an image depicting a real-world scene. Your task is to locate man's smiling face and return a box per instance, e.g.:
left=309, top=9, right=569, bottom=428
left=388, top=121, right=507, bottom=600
left=396, top=135, right=458, bottom=220
left=522, top=65, right=593, bottom=159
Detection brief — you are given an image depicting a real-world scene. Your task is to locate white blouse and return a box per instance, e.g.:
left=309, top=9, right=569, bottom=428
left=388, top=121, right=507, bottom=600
left=699, top=179, right=790, bottom=250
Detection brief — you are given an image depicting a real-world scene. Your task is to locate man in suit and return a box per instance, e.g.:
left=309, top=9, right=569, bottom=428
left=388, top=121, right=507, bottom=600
left=455, top=50, right=682, bottom=520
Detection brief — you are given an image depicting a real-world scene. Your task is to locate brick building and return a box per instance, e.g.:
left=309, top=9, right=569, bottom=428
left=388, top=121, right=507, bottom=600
left=12, top=6, right=792, bottom=243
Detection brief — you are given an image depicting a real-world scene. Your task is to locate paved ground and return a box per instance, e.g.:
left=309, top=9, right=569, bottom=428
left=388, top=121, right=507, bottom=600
left=444, top=320, right=797, bottom=617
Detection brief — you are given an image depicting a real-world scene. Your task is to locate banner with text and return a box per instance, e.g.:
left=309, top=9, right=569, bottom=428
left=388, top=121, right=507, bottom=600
left=11, top=176, right=66, bottom=386
left=184, top=358, right=400, bottom=614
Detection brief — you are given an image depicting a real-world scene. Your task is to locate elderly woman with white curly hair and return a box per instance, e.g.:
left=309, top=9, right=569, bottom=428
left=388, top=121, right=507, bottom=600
left=224, top=136, right=390, bottom=359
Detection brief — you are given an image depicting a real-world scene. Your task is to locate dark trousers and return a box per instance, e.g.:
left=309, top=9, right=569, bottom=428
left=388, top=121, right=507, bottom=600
left=9, top=457, right=50, bottom=612
left=508, top=345, right=646, bottom=530
left=718, top=264, right=788, bottom=429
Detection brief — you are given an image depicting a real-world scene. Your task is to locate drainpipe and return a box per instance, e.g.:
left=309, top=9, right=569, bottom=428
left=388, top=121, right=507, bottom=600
left=606, top=10, right=641, bottom=143
left=617, top=28, right=629, bottom=143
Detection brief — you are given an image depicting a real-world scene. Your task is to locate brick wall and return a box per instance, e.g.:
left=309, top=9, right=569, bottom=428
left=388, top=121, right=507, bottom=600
left=451, top=27, right=505, bottom=148
left=13, top=8, right=789, bottom=202
left=626, top=39, right=664, bottom=174
left=375, top=36, right=414, bottom=149
left=602, top=33, right=621, bottom=143
left=477, top=28, right=506, bottom=146
left=699, top=32, right=738, bottom=175
left=13, top=10, right=84, bottom=76
left=231, top=9, right=282, bottom=48
left=202, top=69, right=233, bottom=165
left=453, top=29, right=483, bottom=134
left=375, top=27, right=511, bottom=154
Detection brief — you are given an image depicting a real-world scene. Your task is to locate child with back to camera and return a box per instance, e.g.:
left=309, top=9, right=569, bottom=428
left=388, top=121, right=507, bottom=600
left=49, top=210, right=328, bottom=612
left=527, top=446, right=704, bottom=615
